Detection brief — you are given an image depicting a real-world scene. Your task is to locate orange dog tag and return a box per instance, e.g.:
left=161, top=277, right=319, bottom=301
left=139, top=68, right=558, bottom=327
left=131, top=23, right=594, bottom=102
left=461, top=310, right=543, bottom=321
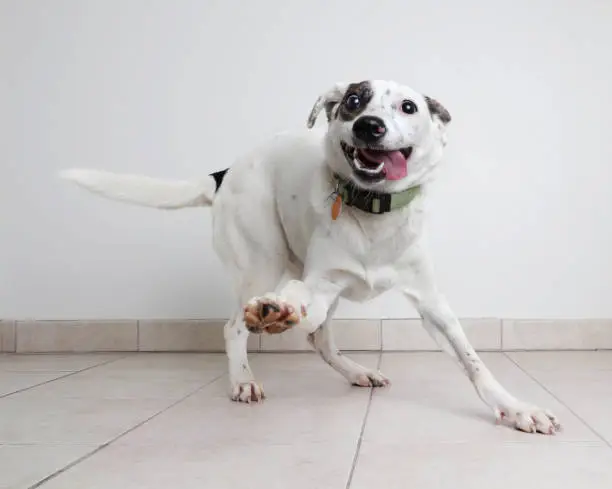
left=331, top=194, right=342, bottom=220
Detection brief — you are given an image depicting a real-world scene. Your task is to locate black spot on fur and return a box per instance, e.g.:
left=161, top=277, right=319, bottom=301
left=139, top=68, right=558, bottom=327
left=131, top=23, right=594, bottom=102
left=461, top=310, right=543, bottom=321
left=210, top=168, right=229, bottom=192
left=425, top=96, right=451, bottom=124
left=337, top=81, right=373, bottom=122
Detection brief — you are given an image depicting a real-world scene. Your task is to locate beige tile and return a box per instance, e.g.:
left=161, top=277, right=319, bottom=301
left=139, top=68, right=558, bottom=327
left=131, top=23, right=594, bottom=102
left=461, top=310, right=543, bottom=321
left=35, top=441, right=357, bottom=489
left=259, top=327, right=312, bottom=351
left=351, top=442, right=612, bottom=489
left=16, top=320, right=137, bottom=353
left=0, top=353, right=124, bottom=372
left=363, top=353, right=598, bottom=444
left=503, top=319, right=612, bottom=350
left=0, top=371, right=66, bottom=397
left=138, top=319, right=259, bottom=352
left=383, top=318, right=501, bottom=351
left=509, top=351, right=612, bottom=445
left=0, top=320, right=16, bottom=352
left=0, top=444, right=97, bottom=489
left=240, top=352, right=380, bottom=400
left=333, top=319, right=381, bottom=351
left=190, top=352, right=377, bottom=401
left=260, top=320, right=381, bottom=351
left=22, top=354, right=227, bottom=400
left=0, top=395, right=173, bottom=444
left=113, top=388, right=369, bottom=447
left=508, top=351, right=612, bottom=376
left=99, top=352, right=229, bottom=378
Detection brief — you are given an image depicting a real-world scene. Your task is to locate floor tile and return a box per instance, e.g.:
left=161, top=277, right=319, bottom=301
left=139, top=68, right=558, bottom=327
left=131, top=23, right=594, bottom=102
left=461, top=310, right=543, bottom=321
left=0, top=352, right=609, bottom=489
left=350, top=442, right=612, bottom=489
left=247, top=352, right=380, bottom=399
left=0, top=444, right=96, bottom=489
left=0, top=353, right=124, bottom=372
left=0, top=396, right=177, bottom=444
left=0, top=371, right=66, bottom=397
left=111, top=353, right=377, bottom=448
left=18, top=354, right=227, bottom=400
left=508, top=351, right=612, bottom=377
left=34, top=441, right=356, bottom=489
left=363, top=353, right=598, bottom=444
left=509, top=351, right=612, bottom=444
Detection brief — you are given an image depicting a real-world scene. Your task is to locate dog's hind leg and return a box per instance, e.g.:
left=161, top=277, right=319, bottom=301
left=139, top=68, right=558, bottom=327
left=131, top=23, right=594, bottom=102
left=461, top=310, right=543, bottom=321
left=308, top=301, right=390, bottom=388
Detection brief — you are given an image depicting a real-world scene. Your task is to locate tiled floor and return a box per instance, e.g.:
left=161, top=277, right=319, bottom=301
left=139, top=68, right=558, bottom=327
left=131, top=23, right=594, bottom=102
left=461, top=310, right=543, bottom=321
left=1, top=352, right=611, bottom=488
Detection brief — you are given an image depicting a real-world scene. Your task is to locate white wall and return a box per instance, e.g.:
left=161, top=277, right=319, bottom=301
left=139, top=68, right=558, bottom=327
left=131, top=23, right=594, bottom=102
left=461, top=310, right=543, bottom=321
left=1, top=0, right=611, bottom=320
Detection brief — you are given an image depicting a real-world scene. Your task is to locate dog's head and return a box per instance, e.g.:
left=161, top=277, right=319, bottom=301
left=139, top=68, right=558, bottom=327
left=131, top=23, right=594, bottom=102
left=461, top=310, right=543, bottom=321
left=307, top=80, right=451, bottom=192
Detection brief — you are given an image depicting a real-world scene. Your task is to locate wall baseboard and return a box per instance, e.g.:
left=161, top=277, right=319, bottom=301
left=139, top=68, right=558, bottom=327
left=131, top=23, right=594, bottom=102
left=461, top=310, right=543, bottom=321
left=2, top=318, right=612, bottom=353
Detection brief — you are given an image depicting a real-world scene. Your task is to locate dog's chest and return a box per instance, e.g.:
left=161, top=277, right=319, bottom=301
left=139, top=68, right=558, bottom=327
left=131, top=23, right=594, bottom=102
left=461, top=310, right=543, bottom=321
left=336, top=213, right=420, bottom=301
left=342, top=263, right=400, bottom=301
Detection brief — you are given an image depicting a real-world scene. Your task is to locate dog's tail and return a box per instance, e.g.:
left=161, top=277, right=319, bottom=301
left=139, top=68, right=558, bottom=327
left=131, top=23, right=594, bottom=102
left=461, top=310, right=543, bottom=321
left=59, top=168, right=221, bottom=209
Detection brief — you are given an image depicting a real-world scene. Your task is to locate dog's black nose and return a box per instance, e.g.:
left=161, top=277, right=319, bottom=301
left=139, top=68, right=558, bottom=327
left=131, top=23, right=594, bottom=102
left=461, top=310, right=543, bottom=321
left=352, top=116, right=387, bottom=143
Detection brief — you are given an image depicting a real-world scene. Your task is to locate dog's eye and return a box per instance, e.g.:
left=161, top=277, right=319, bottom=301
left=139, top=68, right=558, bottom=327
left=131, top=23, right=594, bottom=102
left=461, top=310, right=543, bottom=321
left=401, top=100, right=418, bottom=114
left=345, top=94, right=361, bottom=111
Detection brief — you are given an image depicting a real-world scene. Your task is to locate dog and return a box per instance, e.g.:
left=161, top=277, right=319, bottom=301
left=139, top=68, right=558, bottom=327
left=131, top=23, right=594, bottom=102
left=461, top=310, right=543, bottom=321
left=61, top=79, right=561, bottom=434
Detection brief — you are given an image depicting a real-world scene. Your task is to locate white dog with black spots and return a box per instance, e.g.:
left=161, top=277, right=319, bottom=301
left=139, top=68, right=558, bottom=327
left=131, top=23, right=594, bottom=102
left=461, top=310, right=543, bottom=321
left=62, top=79, right=561, bottom=434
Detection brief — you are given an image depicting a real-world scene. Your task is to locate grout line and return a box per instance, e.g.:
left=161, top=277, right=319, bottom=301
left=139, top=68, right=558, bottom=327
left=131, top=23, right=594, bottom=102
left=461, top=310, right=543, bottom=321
left=345, top=350, right=383, bottom=489
left=28, top=370, right=228, bottom=489
left=504, top=352, right=612, bottom=449
left=14, top=319, right=18, bottom=353
left=0, top=355, right=129, bottom=400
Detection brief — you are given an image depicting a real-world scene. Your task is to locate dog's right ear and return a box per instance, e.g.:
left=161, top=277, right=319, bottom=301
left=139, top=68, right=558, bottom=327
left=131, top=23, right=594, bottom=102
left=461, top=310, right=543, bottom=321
left=306, top=82, right=347, bottom=128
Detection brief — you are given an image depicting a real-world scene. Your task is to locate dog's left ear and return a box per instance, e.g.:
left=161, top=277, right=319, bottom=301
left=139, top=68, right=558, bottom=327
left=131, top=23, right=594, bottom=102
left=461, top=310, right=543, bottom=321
left=425, top=96, right=451, bottom=125
left=307, top=82, right=347, bottom=128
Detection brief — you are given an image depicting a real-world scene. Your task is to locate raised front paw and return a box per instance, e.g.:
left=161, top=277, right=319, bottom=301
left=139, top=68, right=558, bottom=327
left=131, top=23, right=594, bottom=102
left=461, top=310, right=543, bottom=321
left=231, top=381, right=265, bottom=403
left=243, top=295, right=302, bottom=334
left=495, top=402, right=562, bottom=435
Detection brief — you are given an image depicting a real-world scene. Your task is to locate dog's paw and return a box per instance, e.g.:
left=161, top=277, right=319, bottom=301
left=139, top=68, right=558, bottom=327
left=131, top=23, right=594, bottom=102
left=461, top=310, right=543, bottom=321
left=231, top=381, right=265, bottom=403
left=495, top=402, right=561, bottom=435
left=351, top=370, right=391, bottom=388
left=243, top=295, right=302, bottom=334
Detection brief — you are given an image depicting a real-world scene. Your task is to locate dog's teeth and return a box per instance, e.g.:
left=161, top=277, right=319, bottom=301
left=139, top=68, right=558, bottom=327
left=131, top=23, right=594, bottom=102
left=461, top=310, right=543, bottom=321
left=353, top=158, right=384, bottom=174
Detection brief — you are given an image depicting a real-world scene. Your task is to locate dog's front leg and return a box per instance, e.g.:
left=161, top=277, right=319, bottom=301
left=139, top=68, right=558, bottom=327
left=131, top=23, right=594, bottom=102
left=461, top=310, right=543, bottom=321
left=400, top=248, right=561, bottom=434
left=224, top=315, right=263, bottom=403
left=405, top=289, right=561, bottom=434
left=243, top=275, right=343, bottom=335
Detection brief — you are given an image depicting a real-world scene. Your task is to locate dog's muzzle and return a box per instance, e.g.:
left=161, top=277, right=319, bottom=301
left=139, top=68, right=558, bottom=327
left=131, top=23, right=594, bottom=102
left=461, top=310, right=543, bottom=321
left=340, top=141, right=412, bottom=182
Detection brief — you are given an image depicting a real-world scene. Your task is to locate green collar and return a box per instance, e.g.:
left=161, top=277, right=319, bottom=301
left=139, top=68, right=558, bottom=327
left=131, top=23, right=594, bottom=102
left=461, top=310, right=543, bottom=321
left=333, top=174, right=421, bottom=215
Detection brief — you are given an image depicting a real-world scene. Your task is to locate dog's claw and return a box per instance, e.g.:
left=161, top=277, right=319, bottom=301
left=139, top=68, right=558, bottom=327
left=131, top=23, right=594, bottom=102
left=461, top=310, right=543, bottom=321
left=351, top=371, right=390, bottom=388
left=232, top=381, right=265, bottom=403
left=494, top=404, right=561, bottom=435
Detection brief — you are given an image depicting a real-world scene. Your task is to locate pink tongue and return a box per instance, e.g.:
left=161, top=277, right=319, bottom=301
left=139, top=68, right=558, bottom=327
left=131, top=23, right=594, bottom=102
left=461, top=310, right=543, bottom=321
left=362, top=149, right=407, bottom=180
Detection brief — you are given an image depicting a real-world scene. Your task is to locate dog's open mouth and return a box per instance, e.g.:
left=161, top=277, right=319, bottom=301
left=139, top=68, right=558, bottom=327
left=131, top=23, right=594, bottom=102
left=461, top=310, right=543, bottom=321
left=340, top=141, right=412, bottom=181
